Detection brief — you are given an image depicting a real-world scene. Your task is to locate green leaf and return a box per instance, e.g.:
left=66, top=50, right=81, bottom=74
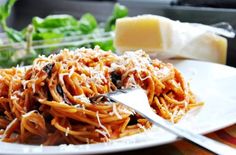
left=105, top=3, right=128, bottom=32
left=0, top=0, right=16, bottom=21
left=79, top=13, right=97, bottom=34
left=0, top=49, right=16, bottom=68
left=0, top=0, right=23, bottom=42
left=32, top=14, right=81, bottom=39
left=5, top=27, right=24, bottom=42
left=113, top=3, right=128, bottom=18
left=35, top=26, right=82, bottom=36
left=93, top=39, right=115, bottom=51
left=33, top=14, right=78, bottom=29
left=33, top=32, right=64, bottom=41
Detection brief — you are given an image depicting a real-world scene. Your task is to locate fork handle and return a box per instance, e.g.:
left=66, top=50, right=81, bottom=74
left=144, top=111, right=236, bottom=155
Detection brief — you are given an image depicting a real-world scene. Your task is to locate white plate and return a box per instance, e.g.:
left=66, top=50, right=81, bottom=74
left=1, top=59, right=236, bottom=155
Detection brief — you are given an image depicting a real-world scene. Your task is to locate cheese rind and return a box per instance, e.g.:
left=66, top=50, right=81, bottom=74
left=114, top=15, right=227, bottom=64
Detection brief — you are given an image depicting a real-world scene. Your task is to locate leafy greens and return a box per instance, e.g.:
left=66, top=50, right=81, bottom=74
left=0, top=0, right=128, bottom=68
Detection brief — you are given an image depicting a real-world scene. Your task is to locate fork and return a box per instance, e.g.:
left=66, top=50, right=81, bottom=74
left=97, top=88, right=236, bottom=155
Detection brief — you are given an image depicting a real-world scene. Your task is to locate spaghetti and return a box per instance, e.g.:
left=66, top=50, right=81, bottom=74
left=0, top=46, right=202, bottom=145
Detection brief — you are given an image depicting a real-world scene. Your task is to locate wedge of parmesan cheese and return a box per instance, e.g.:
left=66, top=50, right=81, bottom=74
left=114, top=15, right=227, bottom=64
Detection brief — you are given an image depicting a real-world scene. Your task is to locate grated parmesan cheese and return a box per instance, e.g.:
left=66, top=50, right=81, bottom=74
left=126, top=75, right=138, bottom=88
left=96, top=111, right=110, bottom=137
left=137, top=123, right=147, bottom=132
left=13, top=90, right=23, bottom=97
left=22, top=110, right=37, bottom=118
left=89, top=69, right=107, bottom=84
left=69, top=66, right=75, bottom=78
left=154, top=66, right=170, bottom=78
left=136, top=68, right=151, bottom=81
left=73, top=94, right=90, bottom=103
left=10, top=95, right=19, bottom=101
left=59, top=73, right=69, bottom=85
left=86, top=138, right=90, bottom=144
left=111, top=103, right=122, bottom=119
left=3, top=118, right=18, bottom=138
left=65, top=127, right=70, bottom=136
left=21, top=80, right=28, bottom=89
left=95, top=129, right=109, bottom=142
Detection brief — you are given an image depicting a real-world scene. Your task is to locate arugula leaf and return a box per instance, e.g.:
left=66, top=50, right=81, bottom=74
left=105, top=3, right=128, bottom=32
left=79, top=13, right=97, bottom=34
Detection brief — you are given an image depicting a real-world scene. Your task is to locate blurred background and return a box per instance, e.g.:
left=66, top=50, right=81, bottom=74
left=0, top=0, right=236, bottom=67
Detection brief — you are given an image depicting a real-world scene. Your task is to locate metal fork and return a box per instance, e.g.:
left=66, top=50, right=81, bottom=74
left=96, top=88, right=236, bottom=155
